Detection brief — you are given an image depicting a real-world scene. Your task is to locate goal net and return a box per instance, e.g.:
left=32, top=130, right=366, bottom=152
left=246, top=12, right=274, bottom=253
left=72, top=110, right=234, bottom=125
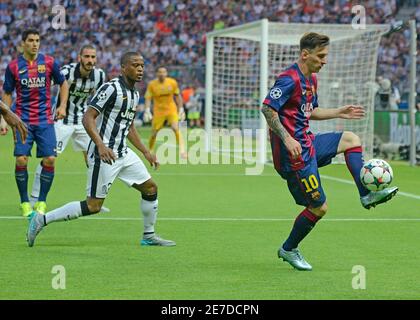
left=205, top=19, right=389, bottom=164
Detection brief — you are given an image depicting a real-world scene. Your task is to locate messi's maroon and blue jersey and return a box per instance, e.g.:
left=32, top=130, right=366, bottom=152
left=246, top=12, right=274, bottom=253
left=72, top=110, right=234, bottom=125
left=3, top=53, right=65, bottom=125
left=264, top=63, right=319, bottom=173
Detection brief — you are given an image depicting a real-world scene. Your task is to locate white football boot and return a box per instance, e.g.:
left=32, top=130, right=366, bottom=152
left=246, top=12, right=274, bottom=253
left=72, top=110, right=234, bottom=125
left=278, top=247, right=312, bottom=271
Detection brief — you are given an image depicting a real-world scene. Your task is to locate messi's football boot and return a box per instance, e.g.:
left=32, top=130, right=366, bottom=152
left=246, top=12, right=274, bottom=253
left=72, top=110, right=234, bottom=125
left=360, top=186, right=398, bottom=210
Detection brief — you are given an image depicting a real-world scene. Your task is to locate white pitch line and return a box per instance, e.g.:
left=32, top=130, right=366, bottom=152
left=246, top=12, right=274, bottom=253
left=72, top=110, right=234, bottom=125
left=1, top=216, right=420, bottom=222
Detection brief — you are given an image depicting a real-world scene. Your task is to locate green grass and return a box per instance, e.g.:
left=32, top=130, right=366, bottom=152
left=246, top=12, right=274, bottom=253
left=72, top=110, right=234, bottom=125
left=0, top=128, right=419, bottom=299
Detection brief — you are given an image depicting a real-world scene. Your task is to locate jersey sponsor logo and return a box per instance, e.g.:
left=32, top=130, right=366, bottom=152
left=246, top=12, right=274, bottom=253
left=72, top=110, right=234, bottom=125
left=301, top=102, right=314, bottom=117
left=120, top=99, right=137, bottom=120
left=70, top=89, right=91, bottom=98
left=269, top=87, right=282, bottom=99
left=38, top=64, right=46, bottom=73
left=20, top=77, right=46, bottom=88
left=156, top=93, right=171, bottom=97
left=120, top=109, right=136, bottom=120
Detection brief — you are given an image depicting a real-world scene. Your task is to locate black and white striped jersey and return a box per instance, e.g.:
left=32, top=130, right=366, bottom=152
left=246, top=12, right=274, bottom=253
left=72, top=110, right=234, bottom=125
left=88, top=76, right=140, bottom=159
left=58, top=63, right=106, bottom=125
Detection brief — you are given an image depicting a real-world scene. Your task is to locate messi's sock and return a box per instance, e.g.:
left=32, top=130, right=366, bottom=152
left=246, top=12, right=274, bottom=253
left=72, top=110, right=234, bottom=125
left=30, top=162, right=43, bottom=205
left=282, top=208, right=321, bottom=251
left=15, top=165, right=29, bottom=203
left=38, top=163, right=55, bottom=202
left=345, top=146, right=369, bottom=197
left=45, top=200, right=94, bottom=224
left=141, top=193, right=158, bottom=238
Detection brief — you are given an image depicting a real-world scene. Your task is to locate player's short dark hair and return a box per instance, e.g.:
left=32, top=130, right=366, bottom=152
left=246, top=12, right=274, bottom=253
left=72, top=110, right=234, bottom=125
left=120, top=52, right=141, bottom=66
left=22, top=28, right=40, bottom=41
left=300, top=32, right=330, bottom=52
left=80, top=44, right=96, bottom=55
left=156, top=66, right=167, bottom=72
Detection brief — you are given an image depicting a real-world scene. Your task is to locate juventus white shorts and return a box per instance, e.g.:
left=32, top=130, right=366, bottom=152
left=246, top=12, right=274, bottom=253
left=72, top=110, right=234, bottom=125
left=86, top=148, right=151, bottom=198
left=55, top=120, right=90, bottom=153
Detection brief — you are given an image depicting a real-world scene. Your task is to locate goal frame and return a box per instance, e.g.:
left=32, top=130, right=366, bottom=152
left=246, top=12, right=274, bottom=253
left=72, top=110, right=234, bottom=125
left=205, top=19, right=390, bottom=164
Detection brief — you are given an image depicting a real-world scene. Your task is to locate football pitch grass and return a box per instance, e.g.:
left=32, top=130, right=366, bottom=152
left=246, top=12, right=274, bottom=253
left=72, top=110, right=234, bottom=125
left=1, top=128, right=419, bottom=300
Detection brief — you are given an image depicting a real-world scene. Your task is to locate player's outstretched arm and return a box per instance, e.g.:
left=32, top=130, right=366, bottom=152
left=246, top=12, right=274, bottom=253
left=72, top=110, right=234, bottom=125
left=310, top=105, right=365, bottom=120
left=82, top=107, right=116, bottom=164
left=261, top=104, right=302, bottom=159
left=337, top=105, right=365, bottom=120
left=127, top=122, right=159, bottom=170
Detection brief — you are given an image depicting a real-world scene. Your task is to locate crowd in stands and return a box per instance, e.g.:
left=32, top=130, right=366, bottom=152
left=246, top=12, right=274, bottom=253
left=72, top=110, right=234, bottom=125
left=0, top=0, right=419, bottom=107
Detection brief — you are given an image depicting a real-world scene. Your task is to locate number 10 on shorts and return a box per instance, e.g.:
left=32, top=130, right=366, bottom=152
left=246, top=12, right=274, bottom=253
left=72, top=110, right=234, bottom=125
left=301, top=175, right=319, bottom=193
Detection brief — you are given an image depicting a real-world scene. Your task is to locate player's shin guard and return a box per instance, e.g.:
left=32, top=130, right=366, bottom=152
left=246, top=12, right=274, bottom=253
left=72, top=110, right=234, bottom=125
left=30, top=162, right=43, bottom=204
left=141, top=193, right=158, bottom=237
left=15, top=165, right=29, bottom=203
left=344, top=146, right=369, bottom=197
left=282, top=208, right=321, bottom=251
left=38, top=163, right=55, bottom=202
left=44, top=200, right=94, bottom=224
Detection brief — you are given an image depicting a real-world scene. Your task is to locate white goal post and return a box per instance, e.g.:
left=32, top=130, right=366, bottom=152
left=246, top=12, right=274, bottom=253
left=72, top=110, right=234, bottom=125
left=205, top=19, right=389, bottom=164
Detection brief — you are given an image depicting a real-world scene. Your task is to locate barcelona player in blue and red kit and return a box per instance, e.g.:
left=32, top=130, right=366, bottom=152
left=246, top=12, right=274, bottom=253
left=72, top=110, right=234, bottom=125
left=262, top=32, right=398, bottom=271
left=1, top=29, right=69, bottom=216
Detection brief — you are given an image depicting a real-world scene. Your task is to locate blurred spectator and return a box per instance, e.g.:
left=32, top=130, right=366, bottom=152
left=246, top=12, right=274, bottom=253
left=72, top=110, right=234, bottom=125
left=376, top=78, right=401, bottom=110
left=185, top=86, right=204, bottom=128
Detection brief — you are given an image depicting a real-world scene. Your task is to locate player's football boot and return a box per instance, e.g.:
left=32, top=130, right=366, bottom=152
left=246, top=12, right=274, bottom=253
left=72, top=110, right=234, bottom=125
left=141, top=234, right=176, bottom=247
left=27, top=211, right=46, bottom=247
left=360, top=186, right=399, bottom=210
left=34, top=201, right=47, bottom=214
left=278, top=247, right=312, bottom=271
left=20, top=202, right=33, bottom=217
left=100, top=206, right=111, bottom=213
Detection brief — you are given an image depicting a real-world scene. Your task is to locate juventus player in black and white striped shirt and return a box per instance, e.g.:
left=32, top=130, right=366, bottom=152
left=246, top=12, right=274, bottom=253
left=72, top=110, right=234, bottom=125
left=30, top=45, right=106, bottom=208
left=27, top=52, right=176, bottom=247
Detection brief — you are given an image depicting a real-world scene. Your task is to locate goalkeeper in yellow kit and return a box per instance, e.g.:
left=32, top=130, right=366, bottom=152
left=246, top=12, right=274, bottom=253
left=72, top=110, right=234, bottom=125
left=144, top=67, right=186, bottom=158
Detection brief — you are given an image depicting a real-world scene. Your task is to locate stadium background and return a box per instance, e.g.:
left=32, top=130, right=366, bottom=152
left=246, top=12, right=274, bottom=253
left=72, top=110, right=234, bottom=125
left=0, top=0, right=419, bottom=104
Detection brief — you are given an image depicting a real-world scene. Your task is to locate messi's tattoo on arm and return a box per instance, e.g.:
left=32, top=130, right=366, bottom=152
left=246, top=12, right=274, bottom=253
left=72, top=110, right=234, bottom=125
left=261, top=104, right=291, bottom=142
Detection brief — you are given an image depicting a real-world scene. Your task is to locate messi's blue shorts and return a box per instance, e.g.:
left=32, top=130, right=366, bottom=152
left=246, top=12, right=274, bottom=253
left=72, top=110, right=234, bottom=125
left=280, top=132, right=343, bottom=208
left=14, top=124, right=57, bottom=158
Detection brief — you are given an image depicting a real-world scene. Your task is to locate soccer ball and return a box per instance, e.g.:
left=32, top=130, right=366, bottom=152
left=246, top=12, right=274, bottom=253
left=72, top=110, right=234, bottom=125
left=360, top=159, right=393, bottom=192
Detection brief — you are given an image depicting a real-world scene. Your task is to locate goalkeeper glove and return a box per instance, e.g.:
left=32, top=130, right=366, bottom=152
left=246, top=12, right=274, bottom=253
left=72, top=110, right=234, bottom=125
left=143, top=108, right=153, bottom=123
